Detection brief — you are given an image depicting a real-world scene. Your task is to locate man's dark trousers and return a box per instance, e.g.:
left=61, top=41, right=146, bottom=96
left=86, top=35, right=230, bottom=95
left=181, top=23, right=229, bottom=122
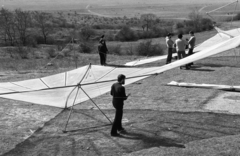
left=111, top=103, right=123, bottom=135
left=166, top=48, right=173, bottom=64
left=187, top=48, right=194, bottom=66
left=99, top=52, right=106, bottom=65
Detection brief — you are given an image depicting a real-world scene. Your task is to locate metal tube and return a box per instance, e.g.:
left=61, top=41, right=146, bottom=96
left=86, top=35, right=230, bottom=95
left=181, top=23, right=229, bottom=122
left=80, top=87, right=112, bottom=124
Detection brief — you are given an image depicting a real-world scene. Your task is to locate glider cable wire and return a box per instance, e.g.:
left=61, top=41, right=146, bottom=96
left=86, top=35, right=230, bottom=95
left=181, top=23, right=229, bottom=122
left=63, top=64, right=112, bottom=132
left=80, top=67, right=112, bottom=124
left=39, top=38, right=76, bottom=72
left=206, top=0, right=239, bottom=67
left=63, top=64, right=91, bottom=132
left=76, top=66, right=113, bottom=124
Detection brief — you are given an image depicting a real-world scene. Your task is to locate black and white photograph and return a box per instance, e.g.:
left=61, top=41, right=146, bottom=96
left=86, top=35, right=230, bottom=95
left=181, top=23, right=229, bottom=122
left=0, top=0, right=240, bottom=155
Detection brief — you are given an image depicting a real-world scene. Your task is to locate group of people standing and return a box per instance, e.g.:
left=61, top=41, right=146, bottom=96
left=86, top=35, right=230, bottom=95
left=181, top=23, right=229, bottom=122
left=166, top=31, right=196, bottom=69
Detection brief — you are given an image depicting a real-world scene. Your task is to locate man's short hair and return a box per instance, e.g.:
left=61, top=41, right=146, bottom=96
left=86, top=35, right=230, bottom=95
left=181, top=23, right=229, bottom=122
left=178, top=34, right=183, bottom=39
left=167, top=33, right=172, bottom=37
left=117, top=74, right=126, bottom=82
left=189, top=31, right=194, bottom=35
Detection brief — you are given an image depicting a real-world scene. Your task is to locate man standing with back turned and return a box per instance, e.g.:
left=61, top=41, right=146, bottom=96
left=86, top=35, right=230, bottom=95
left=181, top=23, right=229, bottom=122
left=175, top=33, right=190, bottom=70
left=110, top=74, right=130, bottom=137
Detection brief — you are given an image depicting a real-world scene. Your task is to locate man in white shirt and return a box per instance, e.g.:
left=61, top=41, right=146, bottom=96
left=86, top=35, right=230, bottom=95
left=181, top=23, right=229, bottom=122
left=175, top=33, right=190, bottom=70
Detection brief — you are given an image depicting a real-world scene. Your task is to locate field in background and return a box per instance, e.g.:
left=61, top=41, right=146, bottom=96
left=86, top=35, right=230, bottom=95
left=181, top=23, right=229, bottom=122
left=1, top=0, right=239, bottom=19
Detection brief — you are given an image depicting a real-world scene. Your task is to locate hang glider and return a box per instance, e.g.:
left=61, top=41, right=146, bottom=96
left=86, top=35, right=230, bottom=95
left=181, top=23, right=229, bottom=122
left=167, top=81, right=240, bottom=92
left=1, top=33, right=240, bottom=108
left=1, top=32, right=240, bottom=131
left=0, top=65, right=161, bottom=108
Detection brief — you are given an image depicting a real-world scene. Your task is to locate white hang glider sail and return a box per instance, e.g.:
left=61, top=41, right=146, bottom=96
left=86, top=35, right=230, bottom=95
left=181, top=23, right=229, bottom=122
left=0, top=28, right=240, bottom=131
left=1, top=33, right=240, bottom=108
left=168, top=81, right=240, bottom=91
left=194, top=27, right=240, bottom=52
left=0, top=65, right=159, bottom=108
left=124, top=54, right=178, bottom=66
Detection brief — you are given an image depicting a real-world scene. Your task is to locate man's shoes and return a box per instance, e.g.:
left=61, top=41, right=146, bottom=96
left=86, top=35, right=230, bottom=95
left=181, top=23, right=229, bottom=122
left=118, top=128, right=127, bottom=134
left=111, top=133, right=121, bottom=137
left=186, top=66, right=190, bottom=70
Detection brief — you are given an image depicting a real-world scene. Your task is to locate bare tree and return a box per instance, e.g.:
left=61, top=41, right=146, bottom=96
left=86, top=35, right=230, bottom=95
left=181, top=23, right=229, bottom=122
left=0, top=8, right=17, bottom=46
left=14, top=9, right=31, bottom=46
left=78, top=27, right=96, bottom=41
left=33, top=11, right=53, bottom=44
left=188, top=9, right=203, bottom=30
left=140, top=13, right=157, bottom=31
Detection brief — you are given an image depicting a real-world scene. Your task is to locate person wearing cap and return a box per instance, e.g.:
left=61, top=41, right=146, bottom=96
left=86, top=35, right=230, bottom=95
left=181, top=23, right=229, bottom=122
left=165, top=33, right=174, bottom=64
left=175, top=33, right=190, bottom=70
left=98, top=35, right=108, bottom=65
left=187, top=31, right=196, bottom=66
left=110, top=74, right=131, bottom=137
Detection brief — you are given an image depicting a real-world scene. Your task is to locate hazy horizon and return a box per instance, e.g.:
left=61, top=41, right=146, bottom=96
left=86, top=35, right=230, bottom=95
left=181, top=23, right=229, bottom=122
left=0, top=0, right=233, bottom=11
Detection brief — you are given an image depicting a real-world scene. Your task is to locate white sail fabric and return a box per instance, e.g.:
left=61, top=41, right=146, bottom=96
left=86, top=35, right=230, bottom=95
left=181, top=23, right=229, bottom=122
left=167, top=81, right=240, bottom=91
left=0, top=33, right=240, bottom=108
left=0, top=65, right=159, bottom=108
left=194, top=27, right=240, bottom=52
left=124, top=54, right=178, bottom=66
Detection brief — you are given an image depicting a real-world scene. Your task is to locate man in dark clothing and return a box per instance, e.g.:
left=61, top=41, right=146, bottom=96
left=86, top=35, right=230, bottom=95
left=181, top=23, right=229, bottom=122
left=110, top=74, right=130, bottom=137
left=187, top=31, right=196, bottom=66
left=98, top=35, right=108, bottom=65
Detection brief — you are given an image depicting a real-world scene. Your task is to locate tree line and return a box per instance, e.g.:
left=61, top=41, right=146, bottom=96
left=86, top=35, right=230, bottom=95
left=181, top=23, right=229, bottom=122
left=0, top=7, right=226, bottom=57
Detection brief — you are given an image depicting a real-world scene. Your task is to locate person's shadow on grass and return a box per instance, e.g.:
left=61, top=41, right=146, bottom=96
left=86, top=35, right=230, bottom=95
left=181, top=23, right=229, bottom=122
left=117, top=130, right=185, bottom=148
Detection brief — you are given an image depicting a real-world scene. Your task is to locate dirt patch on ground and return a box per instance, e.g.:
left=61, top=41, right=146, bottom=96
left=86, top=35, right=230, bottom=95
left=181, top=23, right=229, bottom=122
left=205, top=92, right=240, bottom=114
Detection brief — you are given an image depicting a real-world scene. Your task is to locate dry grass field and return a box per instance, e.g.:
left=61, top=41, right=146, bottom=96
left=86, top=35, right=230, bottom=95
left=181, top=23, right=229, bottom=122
left=1, top=0, right=240, bottom=156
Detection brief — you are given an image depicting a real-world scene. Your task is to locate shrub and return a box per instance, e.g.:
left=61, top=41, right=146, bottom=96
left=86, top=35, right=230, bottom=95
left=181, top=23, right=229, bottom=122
left=137, top=31, right=155, bottom=39
left=115, top=26, right=137, bottom=41
left=126, top=43, right=135, bottom=55
left=136, top=40, right=164, bottom=56
left=108, top=44, right=122, bottom=55
left=16, top=46, right=29, bottom=59
left=26, top=36, right=38, bottom=47
left=234, top=12, right=240, bottom=21
left=200, top=18, right=214, bottom=31
left=151, top=26, right=168, bottom=37
left=62, top=49, right=71, bottom=57
left=46, top=47, right=56, bottom=58
left=78, top=42, right=92, bottom=53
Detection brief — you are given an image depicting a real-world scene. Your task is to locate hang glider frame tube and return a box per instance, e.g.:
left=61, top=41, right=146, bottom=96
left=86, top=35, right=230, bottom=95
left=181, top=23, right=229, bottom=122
left=0, top=71, right=160, bottom=96
left=63, top=64, right=112, bottom=133
left=206, top=0, right=238, bottom=14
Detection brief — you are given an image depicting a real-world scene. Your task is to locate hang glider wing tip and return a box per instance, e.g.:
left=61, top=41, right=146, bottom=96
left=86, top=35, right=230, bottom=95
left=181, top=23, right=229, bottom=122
left=167, top=81, right=240, bottom=92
